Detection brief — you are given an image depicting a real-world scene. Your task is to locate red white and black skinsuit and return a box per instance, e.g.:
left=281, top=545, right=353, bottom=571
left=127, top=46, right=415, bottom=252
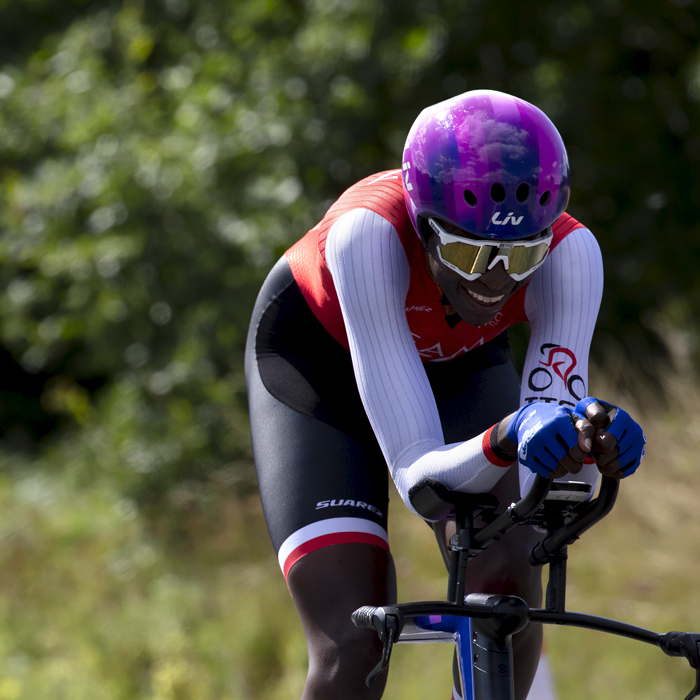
left=245, top=169, right=603, bottom=579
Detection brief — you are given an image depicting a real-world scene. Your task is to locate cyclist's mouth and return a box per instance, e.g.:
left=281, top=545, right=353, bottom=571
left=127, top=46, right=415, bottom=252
left=466, top=289, right=505, bottom=305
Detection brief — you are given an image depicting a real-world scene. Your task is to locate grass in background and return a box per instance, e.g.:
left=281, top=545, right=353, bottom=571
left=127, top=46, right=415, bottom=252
left=0, top=370, right=698, bottom=699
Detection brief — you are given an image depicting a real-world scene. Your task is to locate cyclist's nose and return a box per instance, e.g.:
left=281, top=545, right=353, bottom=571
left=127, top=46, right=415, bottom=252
left=480, top=261, right=512, bottom=290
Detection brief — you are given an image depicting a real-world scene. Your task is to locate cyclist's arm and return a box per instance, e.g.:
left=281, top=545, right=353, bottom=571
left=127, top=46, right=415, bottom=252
left=519, top=226, right=604, bottom=493
left=326, top=208, right=512, bottom=517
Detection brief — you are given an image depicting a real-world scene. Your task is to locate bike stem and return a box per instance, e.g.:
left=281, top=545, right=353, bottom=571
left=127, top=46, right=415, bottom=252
left=468, top=593, right=530, bottom=699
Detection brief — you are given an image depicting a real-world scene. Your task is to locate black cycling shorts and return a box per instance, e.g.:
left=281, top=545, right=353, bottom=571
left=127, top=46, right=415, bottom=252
left=245, top=256, right=521, bottom=580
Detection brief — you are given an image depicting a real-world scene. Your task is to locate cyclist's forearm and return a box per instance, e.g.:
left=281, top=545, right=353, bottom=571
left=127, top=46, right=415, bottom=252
left=390, top=428, right=516, bottom=518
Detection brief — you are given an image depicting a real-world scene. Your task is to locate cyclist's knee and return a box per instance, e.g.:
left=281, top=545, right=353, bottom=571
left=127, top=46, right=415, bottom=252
left=287, top=545, right=395, bottom=698
left=466, top=532, right=542, bottom=603
left=470, top=563, right=541, bottom=603
left=306, top=627, right=386, bottom=699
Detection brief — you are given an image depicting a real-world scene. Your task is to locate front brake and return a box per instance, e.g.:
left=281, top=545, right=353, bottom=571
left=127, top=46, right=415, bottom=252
left=352, top=605, right=405, bottom=687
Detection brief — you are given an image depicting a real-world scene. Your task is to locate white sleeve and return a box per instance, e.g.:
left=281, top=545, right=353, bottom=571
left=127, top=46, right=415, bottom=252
left=325, top=208, right=511, bottom=516
left=520, top=227, right=604, bottom=495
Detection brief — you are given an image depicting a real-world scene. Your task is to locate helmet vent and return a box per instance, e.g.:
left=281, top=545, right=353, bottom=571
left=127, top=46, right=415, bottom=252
left=490, top=183, right=506, bottom=203
left=539, top=190, right=551, bottom=206
left=516, top=183, right=530, bottom=202
left=463, top=189, right=477, bottom=207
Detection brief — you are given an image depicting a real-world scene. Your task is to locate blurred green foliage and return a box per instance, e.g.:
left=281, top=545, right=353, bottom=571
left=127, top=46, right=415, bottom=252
left=0, top=4, right=699, bottom=696
left=0, top=0, right=699, bottom=499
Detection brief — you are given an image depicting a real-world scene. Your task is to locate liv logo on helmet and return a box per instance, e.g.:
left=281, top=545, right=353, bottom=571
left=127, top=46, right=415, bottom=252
left=491, top=211, right=524, bottom=226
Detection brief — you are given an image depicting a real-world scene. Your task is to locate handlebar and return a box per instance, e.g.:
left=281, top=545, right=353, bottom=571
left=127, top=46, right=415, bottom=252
left=408, top=473, right=551, bottom=533
left=408, top=472, right=620, bottom=564
left=473, top=474, right=551, bottom=549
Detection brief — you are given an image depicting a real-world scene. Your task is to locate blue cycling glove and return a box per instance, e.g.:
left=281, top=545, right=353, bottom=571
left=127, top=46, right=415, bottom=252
left=505, top=403, right=579, bottom=477
left=575, top=398, right=646, bottom=477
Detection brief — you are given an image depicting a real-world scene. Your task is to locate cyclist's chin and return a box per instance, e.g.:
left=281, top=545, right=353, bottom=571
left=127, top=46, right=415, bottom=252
left=451, top=285, right=512, bottom=326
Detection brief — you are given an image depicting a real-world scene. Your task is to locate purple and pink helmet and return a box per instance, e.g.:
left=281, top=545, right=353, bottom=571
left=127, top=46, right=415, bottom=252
left=402, top=89, right=570, bottom=241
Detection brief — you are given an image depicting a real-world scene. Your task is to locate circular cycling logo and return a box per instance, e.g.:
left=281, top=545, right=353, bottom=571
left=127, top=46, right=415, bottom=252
left=526, top=343, right=586, bottom=405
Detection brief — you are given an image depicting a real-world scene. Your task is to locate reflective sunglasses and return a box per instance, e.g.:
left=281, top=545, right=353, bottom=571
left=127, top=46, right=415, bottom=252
left=429, top=218, right=553, bottom=282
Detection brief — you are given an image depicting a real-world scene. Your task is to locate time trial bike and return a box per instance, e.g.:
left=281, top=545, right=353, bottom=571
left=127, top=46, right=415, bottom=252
left=353, top=475, right=700, bottom=700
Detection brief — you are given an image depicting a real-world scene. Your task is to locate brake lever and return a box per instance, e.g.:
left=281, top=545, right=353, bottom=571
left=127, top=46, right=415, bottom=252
left=352, top=606, right=405, bottom=688
left=659, top=631, right=700, bottom=700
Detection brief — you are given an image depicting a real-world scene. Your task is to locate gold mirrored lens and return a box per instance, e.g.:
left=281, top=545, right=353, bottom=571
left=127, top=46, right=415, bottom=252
left=438, top=242, right=488, bottom=274
left=506, top=242, right=549, bottom=273
left=438, top=239, right=550, bottom=276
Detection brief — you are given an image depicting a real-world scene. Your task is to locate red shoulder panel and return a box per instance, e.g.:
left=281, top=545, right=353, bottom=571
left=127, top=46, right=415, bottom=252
left=286, top=174, right=587, bottom=362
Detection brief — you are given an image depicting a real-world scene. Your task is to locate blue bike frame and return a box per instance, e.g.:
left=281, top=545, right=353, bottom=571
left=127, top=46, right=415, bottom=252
left=405, top=615, right=476, bottom=698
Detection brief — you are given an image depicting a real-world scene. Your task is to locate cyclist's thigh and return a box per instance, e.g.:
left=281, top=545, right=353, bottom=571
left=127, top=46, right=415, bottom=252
left=245, top=256, right=390, bottom=581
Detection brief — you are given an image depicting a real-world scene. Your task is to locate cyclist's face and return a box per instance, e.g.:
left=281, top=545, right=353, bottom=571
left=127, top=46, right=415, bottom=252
left=426, top=224, right=542, bottom=327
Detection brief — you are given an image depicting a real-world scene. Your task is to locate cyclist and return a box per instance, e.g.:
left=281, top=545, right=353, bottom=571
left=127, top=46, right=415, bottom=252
left=245, top=89, right=646, bottom=700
